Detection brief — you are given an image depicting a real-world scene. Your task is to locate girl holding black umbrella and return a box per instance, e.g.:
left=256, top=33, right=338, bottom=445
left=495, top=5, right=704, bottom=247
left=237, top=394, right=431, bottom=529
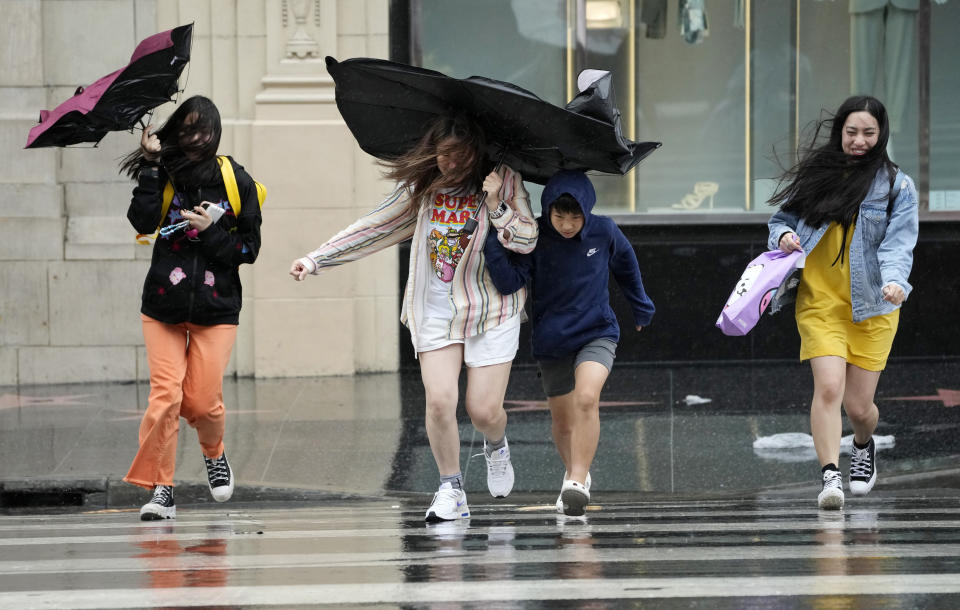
left=290, top=114, right=538, bottom=523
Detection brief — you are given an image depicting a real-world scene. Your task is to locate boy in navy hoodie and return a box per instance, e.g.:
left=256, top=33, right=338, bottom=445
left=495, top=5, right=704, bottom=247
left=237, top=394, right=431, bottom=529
left=484, top=170, right=654, bottom=516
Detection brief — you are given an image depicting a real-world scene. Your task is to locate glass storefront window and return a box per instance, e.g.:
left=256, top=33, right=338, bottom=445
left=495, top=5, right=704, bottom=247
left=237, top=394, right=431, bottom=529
left=792, top=0, right=921, bottom=201
left=930, top=0, right=960, bottom=212
left=631, top=0, right=745, bottom=215
left=408, top=0, right=959, bottom=220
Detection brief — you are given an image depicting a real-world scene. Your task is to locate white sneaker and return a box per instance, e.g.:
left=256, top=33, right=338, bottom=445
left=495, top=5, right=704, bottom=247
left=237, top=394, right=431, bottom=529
left=818, top=469, right=844, bottom=510
left=425, top=482, right=470, bottom=523
left=484, top=437, right=515, bottom=498
left=560, top=479, right=591, bottom=516
left=556, top=472, right=591, bottom=514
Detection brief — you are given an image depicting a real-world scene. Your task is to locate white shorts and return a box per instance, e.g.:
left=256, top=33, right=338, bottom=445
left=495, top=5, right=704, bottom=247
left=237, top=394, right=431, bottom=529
left=416, top=314, right=521, bottom=367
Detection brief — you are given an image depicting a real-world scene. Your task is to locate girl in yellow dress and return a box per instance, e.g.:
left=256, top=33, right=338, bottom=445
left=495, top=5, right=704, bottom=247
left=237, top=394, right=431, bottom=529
left=767, top=96, right=919, bottom=509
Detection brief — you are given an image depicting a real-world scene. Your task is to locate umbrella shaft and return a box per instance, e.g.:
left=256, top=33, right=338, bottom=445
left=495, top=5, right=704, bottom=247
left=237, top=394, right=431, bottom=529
left=464, top=150, right=507, bottom=234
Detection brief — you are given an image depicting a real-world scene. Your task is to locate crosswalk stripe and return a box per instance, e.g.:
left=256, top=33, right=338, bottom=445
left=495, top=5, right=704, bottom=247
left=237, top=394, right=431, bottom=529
left=4, top=501, right=957, bottom=531
left=2, top=542, right=960, bottom=575
left=3, top=575, right=960, bottom=609
left=3, top=516, right=958, bottom=547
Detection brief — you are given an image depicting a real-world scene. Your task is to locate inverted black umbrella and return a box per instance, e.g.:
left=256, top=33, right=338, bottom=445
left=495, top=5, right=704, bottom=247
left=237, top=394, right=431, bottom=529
left=25, top=23, right=193, bottom=149
left=326, top=56, right=659, bottom=184
left=326, top=56, right=660, bottom=232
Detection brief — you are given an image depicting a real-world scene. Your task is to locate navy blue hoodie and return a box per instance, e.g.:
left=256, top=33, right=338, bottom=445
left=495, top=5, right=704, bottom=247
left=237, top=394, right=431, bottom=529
left=484, top=170, right=654, bottom=360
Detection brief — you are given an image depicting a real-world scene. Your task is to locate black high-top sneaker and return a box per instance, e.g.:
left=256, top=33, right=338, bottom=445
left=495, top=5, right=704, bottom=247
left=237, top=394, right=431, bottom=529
left=849, top=437, right=877, bottom=496
left=140, top=485, right=175, bottom=520
left=818, top=469, right=844, bottom=510
left=203, top=452, right=234, bottom=502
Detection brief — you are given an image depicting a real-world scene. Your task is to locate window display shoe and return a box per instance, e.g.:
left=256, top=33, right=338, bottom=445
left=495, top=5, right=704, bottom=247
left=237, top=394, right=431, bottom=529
left=818, top=469, right=844, bottom=510
left=556, top=472, right=591, bottom=514
left=671, top=181, right=718, bottom=210
left=140, top=485, right=175, bottom=521
left=425, top=482, right=470, bottom=523
left=204, top=452, right=234, bottom=502
left=560, top=479, right=591, bottom=517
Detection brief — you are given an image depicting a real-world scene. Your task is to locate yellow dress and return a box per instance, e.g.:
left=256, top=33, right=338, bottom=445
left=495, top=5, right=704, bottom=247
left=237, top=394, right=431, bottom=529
left=795, top=219, right=899, bottom=371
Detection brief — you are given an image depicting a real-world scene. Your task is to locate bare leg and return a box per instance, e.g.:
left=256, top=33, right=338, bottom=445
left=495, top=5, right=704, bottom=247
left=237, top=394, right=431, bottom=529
left=809, top=356, right=847, bottom=468
left=842, top=363, right=881, bottom=445
left=548, top=393, right=575, bottom=476
left=464, top=361, right=512, bottom=441
left=419, top=344, right=465, bottom=476
left=566, top=361, right=609, bottom=485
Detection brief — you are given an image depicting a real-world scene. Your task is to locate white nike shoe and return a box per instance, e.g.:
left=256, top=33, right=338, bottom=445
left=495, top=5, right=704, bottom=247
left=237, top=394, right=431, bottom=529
left=425, top=482, right=470, bottom=523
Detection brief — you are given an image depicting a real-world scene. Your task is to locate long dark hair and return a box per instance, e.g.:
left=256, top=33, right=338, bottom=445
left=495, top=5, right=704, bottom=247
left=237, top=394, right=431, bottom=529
left=768, top=95, right=894, bottom=230
left=119, top=95, right=223, bottom=188
left=380, top=114, right=487, bottom=217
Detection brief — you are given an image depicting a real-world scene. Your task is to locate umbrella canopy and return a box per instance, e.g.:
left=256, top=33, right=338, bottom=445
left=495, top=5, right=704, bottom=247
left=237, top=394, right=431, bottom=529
left=25, top=23, right=193, bottom=149
left=325, top=56, right=660, bottom=186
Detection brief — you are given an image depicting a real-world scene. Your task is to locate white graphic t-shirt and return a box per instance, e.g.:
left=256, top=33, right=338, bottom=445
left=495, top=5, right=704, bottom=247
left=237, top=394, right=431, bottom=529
left=423, top=187, right=479, bottom=320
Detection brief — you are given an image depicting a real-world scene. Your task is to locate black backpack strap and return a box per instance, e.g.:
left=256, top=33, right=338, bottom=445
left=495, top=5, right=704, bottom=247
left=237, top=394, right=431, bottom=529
left=886, top=164, right=901, bottom=218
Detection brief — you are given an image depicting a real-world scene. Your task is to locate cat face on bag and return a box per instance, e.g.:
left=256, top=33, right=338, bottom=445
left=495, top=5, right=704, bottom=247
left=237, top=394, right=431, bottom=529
left=730, top=263, right=764, bottom=302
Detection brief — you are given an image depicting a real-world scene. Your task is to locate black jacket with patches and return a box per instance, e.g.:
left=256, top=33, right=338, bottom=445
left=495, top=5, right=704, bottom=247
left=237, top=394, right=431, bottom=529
left=127, top=156, right=262, bottom=326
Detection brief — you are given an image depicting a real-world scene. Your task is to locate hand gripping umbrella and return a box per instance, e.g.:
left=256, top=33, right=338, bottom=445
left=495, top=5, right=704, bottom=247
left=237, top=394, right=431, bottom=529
left=25, top=23, right=193, bottom=149
left=325, top=56, right=661, bottom=233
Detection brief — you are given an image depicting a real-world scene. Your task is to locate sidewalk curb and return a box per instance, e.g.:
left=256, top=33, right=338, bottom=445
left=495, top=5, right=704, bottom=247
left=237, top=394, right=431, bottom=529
left=0, top=476, right=379, bottom=513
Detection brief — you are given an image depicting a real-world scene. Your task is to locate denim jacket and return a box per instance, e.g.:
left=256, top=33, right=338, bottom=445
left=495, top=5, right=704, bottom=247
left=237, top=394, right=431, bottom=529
left=766, top=167, right=919, bottom=322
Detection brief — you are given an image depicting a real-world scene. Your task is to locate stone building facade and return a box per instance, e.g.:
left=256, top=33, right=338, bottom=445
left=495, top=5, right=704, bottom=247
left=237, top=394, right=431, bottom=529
left=0, top=0, right=396, bottom=385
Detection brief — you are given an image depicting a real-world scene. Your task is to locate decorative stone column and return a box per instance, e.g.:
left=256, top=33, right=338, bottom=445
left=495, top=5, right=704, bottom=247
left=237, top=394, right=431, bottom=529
left=251, top=0, right=396, bottom=378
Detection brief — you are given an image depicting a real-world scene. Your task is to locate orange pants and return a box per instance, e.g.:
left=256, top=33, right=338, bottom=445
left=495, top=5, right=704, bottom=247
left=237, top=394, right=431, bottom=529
left=124, top=314, right=237, bottom=490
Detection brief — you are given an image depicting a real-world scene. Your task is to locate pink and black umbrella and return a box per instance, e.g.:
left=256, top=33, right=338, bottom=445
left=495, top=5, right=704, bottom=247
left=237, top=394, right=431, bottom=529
left=25, top=23, right=193, bottom=149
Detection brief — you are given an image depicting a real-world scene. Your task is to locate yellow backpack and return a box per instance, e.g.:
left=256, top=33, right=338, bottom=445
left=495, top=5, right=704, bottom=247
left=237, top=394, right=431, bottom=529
left=136, top=156, right=266, bottom=244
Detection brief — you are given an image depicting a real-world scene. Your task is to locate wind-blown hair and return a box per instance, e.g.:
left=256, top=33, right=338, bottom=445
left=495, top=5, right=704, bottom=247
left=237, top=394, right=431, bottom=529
left=381, top=114, right=487, bottom=217
left=119, top=95, right=223, bottom=188
left=768, top=95, right=894, bottom=231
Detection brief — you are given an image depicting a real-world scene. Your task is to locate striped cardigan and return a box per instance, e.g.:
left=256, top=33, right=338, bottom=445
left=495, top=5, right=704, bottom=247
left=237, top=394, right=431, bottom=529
left=299, top=165, right=538, bottom=353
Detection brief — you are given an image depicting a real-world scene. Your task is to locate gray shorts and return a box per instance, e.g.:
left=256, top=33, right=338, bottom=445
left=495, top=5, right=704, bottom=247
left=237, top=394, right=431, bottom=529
left=538, top=338, right=617, bottom=397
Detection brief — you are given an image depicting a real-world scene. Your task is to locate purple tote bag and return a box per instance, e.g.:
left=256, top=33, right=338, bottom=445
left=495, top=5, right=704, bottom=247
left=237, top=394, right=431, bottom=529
left=716, top=249, right=804, bottom=336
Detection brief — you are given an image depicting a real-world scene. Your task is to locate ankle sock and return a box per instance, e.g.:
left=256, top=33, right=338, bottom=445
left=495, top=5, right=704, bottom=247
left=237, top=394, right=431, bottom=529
left=853, top=438, right=871, bottom=450
left=440, top=473, right=463, bottom=490
left=485, top=436, right=506, bottom=455
left=822, top=463, right=839, bottom=474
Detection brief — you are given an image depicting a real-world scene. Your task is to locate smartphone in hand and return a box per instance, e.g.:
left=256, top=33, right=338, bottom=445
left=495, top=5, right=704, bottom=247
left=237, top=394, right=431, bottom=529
left=201, top=202, right=225, bottom=224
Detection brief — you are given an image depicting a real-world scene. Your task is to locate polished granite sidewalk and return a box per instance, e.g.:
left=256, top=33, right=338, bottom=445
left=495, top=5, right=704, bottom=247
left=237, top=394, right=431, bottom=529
left=1, top=359, right=958, bottom=510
